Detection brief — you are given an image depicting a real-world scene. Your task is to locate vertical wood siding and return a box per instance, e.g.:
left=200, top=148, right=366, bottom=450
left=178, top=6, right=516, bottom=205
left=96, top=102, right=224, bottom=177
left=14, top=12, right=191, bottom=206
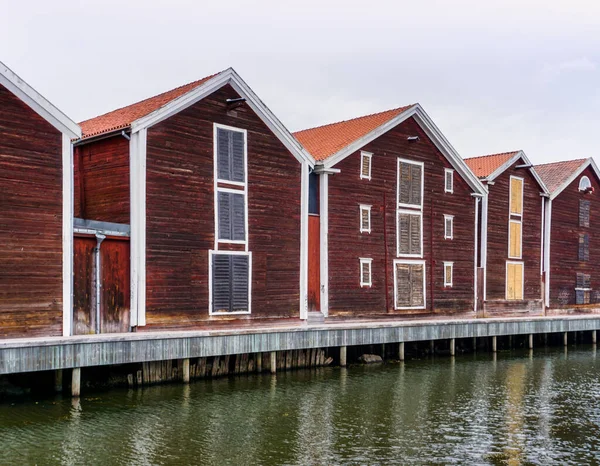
left=143, top=85, right=301, bottom=329
left=549, top=166, right=600, bottom=308
left=327, top=117, right=475, bottom=316
left=484, top=161, right=543, bottom=314
left=0, top=84, right=63, bottom=338
left=74, top=136, right=130, bottom=223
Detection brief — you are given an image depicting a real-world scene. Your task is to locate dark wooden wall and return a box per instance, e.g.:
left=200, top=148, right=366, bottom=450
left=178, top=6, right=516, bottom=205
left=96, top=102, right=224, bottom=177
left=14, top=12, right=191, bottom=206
left=143, top=84, right=302, bottom=329
left=0, top=83, right=63, bottom=338
left=549, top=166, right=600, bottom=308
left=327, top=117, right=476, bottom=316
left=484, top=160, right=543, bottom=314
left=74, top=136, right=130, bottom=223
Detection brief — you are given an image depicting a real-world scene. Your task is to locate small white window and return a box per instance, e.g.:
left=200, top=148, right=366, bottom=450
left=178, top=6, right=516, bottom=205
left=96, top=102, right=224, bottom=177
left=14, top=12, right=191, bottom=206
left=443, top=262, right=453, bottom=287
left=359, top=204, right=371, bottom=233
left=579, top=176, right=592, bottom=192
left=444, top=215, right=454, bottom=240
left=359, top=258, right=372, bottom=287
left=444, top=168, right=454, bottom=194
left=360, top=151, right=372, bottom=180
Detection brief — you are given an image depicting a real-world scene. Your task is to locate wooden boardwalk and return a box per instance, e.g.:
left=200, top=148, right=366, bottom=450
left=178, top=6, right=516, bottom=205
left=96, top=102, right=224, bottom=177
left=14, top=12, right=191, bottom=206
left=1, top=314, right=599, bottom=376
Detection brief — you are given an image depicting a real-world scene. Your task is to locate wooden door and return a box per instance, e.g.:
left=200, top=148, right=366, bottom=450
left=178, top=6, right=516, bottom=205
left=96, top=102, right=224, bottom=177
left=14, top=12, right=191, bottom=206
left=73, top=236, right=97, bottom=335
left=73, top=235, right=130, bottom=335
left=99, top=239, right=130, bottom=333
left=308, top=215, right=321, bottom=311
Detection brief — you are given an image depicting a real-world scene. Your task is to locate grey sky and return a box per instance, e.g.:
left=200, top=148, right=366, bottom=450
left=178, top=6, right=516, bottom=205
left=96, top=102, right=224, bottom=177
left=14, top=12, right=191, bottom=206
left=2, top=0, right=600, bottom=163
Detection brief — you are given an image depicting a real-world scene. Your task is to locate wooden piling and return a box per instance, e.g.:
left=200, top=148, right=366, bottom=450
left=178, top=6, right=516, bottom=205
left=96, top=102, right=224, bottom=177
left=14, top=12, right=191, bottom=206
left=472, top=337, right=477, bottom=352
left=256, top=353, right=262, bottom=372
left=270, top=352, right=277, bottom=374
left=450, top=338, right=456, bottom=356
left=399, top=342, right=405, bottom=361
left=182, top=358, right=190, bottom=384
left=492, top=336, right=497, bottom=353
left=54, top=370, right=63, bottom=393
left=564, top=332, right=568, bottom=346
left=593, top=330, right=597, bottom=345
left=72, top=368, right=81, bottom=397
left=430, top=340, right=435, bottom=355
left=340, top=346, right=347, bottom=367
left=529, top=334, right=533, bottom=350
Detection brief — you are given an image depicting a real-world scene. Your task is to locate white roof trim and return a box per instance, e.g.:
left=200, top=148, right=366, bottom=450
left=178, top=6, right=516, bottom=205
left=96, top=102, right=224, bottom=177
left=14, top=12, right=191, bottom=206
left=131, top=68, right=315, bottom=166
left=547, top=158, right=600, bottom=200
left=484, top=150, right=550, bottom=195
left=0, top=61, right=81, bottom=139
left=321, top=103, right=486, bottom=195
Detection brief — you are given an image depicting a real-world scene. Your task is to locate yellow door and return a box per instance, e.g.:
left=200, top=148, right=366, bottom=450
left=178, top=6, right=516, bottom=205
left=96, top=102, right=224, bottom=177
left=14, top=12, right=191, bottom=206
left=507, top=262, right=524, bottom=300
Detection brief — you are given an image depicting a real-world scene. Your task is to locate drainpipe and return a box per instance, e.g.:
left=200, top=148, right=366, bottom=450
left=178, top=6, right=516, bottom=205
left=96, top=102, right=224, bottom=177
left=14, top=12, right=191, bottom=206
left=95, top=233, right=106, bottom=334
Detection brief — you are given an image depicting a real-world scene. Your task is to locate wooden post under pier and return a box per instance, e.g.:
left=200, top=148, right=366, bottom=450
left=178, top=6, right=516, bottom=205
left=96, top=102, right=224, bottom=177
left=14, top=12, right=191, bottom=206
left=492, top=336, right=497, bottom=353
left=340, top=346, right=347, bottom=367
left=529, top=334, right=533, bottom=350
left=54, top=370, right=63, bottom=393
left=72, top=368, right=81, bottom=397
left=593, top=330, right=597, bottom=345
left=399, top=342, right=405, bottom=361
left=270, top=352, right=277, bottom=374
left=450, top=338, right=456, bottom=356
left=564, top=332, right=568, bottom=347
left=182, top=358, right=190, bottom=384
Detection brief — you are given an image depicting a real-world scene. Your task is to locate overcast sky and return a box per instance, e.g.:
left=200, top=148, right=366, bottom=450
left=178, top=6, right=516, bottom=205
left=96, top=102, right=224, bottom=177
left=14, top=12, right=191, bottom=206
left=3, top=0, right=600, bottom=163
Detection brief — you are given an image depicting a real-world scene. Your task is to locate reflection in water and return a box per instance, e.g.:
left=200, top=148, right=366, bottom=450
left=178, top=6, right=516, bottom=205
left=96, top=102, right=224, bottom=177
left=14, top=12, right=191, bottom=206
left=0, top=347, right=599, bottom=465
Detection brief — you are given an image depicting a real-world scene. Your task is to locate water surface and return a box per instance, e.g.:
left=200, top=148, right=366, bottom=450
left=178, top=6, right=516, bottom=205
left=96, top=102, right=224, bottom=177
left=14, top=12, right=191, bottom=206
left=1, top=347, right=599, bottom=465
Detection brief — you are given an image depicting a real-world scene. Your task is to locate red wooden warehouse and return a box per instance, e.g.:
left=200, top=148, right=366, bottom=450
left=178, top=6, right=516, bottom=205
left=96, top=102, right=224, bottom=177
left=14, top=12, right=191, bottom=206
left=294, top=105, right=486, bottom=319
left=465, top=151, right=548, bottom=316
left=0, top=61, right=81, bottom=338
left=536, top=158, right=600, bottom=311
left=74, top=68, right=314, bottom=334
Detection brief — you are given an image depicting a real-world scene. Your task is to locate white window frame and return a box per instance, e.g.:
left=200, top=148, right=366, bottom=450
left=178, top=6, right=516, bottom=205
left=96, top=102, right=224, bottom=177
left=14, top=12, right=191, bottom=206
left=396, top=209, right=423, bottom=258
left=359, top=257, right=372, bottom=287
left=215, top=187, right=248, bottom=246
left=397, top=158, right=424, bottom=210
left=444, top=214, right=454, bottom=240
left=444, top=168, right=454, bottom=194
left=359, top=204, right=372, bottom=234
left=213, top=123, right=248, bottom=187
left=507, top=218, right=523, bottom=260
left=213, top=123, right=249, bottom=251
left=393, top=259, right=427, bottom=310
left=360, top=151, right=372, bottom=180
left=444, top=262, right=453, bottom=288
left=579, top=176, right=592, bottom=192
left=208, top=250, right=252, bottom=316
left=505, top=260, right=524, bottom=301
left=509, top=175, right=524, bottom=218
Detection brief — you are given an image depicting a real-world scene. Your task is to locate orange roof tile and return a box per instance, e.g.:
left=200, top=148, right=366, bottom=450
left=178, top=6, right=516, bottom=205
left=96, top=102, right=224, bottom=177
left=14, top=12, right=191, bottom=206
left=79, top=72, right=220, bottom=138
left=535, top=158, right=587, bottom=194
left=293, top=105, right=415, bottom=161
left=464, top=151, right=520, bottom=179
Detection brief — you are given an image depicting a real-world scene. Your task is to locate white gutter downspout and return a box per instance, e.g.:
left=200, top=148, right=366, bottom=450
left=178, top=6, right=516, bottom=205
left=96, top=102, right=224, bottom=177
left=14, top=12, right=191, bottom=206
left=543, top=198, right=552, bottom=309
left=480, top=187, right=489, bottom=301
left=473, top=195, right=480, bottom=313
left=94, top=233, right=106, bottom=334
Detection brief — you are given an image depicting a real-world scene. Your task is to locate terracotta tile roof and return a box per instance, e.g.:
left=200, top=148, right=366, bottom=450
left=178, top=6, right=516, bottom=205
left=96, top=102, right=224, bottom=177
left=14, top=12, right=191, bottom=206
left=79, top=72, right=220, bottom=138
left=464, top=151, right=520, bottom=178
left=535, top=158, right=587, bottom=194
left=293, top=105, right=416, bottom=161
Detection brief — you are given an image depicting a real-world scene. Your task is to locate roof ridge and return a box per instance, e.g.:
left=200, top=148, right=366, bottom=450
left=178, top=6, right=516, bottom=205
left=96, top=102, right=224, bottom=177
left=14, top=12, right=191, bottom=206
left=294, top=104, right=416, bottom=135
left=79, top=70, right=224, bottom=125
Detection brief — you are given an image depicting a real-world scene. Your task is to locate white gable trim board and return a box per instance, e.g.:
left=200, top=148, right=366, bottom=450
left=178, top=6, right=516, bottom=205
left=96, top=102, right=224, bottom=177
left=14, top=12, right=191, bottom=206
left=321, top=104, right=486, bottom=196
left=130, top=68, right=314, bottom=167
left=0, top=61, right=81, bottom=139
left=547, top=158, right=600, bottom=200
left=484, top=150, right=549, bottom=195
